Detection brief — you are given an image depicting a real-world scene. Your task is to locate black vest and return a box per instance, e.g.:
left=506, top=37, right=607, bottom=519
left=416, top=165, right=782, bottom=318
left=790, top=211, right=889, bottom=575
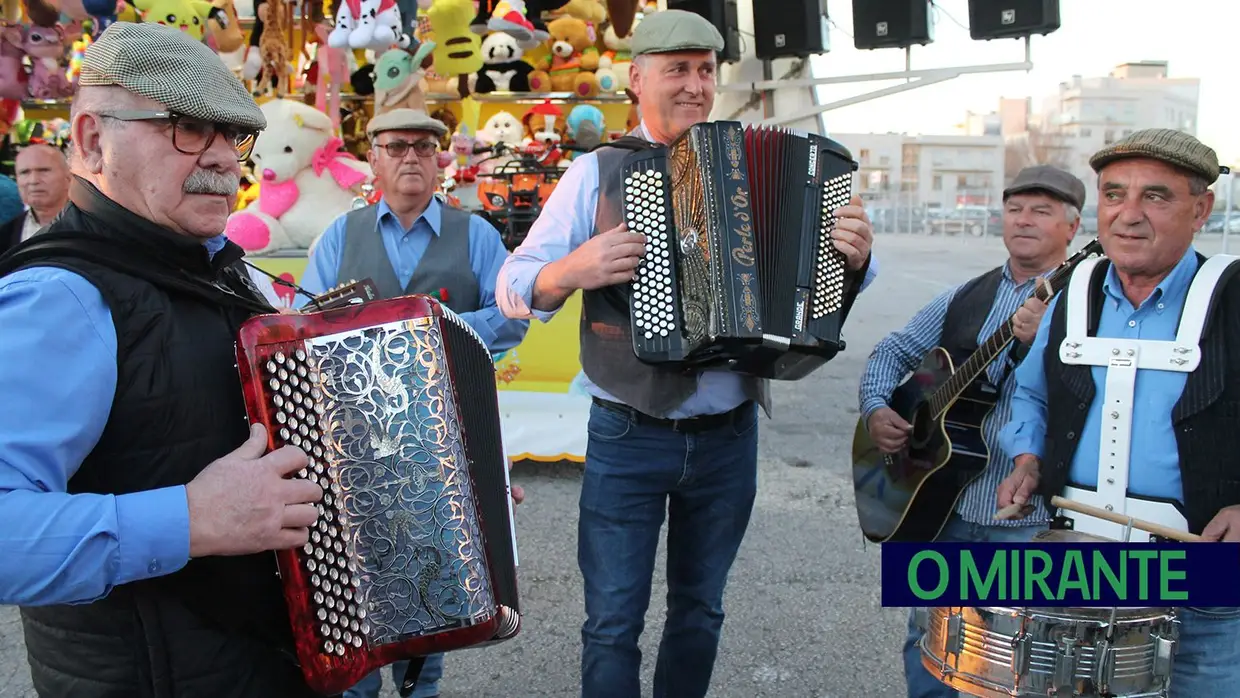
left=1038, top=255, right=1240, bottom=534
left=940, top=266, right=1005, bottom=368
left=0, top=178, right=328, bottom=698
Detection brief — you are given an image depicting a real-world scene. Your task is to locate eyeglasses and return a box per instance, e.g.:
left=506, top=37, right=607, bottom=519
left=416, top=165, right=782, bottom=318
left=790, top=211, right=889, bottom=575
left=98, top=109, right=258, bottom=161
left=374, top=139, right=439, bottom=159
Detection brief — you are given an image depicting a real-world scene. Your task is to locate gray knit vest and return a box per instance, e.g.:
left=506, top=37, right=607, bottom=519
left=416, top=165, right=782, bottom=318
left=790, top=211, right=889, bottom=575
left=336, top=201, right=480, bottom=311
left=579, top=142, right=769, bottom=418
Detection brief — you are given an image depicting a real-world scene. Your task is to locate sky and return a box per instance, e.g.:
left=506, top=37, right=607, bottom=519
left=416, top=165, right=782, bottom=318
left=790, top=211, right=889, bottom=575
left=801, top=0, right=1239, bottom=163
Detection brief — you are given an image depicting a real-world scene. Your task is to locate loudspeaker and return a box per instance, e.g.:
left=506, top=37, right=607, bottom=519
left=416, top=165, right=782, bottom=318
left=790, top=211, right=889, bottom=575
left=753, top=0, right=830, bottom=60
left=666, top=0, right=742, bottom=63
left=851, top=0, right=934, bottom=51
left=967, top=0, right=1061, bottom=40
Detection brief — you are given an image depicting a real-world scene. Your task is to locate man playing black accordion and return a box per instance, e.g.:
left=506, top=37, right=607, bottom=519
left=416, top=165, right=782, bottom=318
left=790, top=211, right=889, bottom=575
left=497, top=9, right=878, bottom=697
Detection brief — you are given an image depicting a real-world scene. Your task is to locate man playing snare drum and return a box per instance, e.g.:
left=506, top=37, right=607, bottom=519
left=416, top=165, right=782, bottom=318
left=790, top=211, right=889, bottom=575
left=999, top=128, right=1240, bottom=694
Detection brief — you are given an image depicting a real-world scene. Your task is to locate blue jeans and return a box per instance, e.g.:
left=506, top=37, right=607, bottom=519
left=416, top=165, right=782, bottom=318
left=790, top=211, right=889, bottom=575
left=341, top=653, right=443, bottom=698
left=1169, top=606, right=1240, bottom=696
left=903, top=516, right=1047, bottom=698
left=578, top=401, right=759, bottom=698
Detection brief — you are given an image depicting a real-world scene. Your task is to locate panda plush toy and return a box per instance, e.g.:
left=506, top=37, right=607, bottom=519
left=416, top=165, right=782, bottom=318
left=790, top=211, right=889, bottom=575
left=474, top=32, right=534, bottom=93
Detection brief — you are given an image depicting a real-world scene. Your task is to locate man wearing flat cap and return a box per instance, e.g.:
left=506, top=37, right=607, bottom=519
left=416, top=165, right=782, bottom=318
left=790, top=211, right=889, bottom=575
left=497, top=9, right=877, bottom=697
left=857, top=163, right=1085, bottom=697
left=0, top=22, right=331, bottom=698
left=300, top=109, right=527, bottom=698
left=999, top=129, right=1240, bottom=693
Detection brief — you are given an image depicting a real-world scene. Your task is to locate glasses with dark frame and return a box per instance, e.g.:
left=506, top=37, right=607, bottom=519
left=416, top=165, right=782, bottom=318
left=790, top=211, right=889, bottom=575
left=374, top=139, right=440, bottom=160
left=98, top=109, right=258, bottom=161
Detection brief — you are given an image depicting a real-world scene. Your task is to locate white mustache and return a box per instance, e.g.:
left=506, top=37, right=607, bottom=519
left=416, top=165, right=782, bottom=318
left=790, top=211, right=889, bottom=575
left=184, top=169, right=239, bottom=196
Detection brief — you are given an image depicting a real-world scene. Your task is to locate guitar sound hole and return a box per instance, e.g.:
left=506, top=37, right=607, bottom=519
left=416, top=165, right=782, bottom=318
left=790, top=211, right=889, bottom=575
left=909, top=403, right=933, bottom=450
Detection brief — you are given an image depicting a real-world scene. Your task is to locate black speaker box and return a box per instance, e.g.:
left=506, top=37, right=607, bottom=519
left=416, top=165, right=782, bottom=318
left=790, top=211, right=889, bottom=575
left=666, top=0, right=742, bottom=63
left=968, top=0, right=1061, bottom=40
left=753, top=0, right=830, bottom=60
left=851, top=0, right=934, bottom=51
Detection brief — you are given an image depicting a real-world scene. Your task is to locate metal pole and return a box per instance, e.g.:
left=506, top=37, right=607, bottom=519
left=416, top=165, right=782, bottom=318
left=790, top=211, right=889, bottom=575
left=761, top=59, right=774, bottom=120
left=715, top=60, right=1036, bottom=92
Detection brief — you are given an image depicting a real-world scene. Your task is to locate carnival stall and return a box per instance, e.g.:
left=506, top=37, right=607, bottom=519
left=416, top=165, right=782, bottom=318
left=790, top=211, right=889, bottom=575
left=0, top=0, right=657, bottom=464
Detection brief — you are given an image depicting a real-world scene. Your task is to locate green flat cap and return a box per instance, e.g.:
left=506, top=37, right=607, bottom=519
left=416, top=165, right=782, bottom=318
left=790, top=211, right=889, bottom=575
left=1004, top=164, right=1087, bottom=210
left=1090, top=128, right=1221, bottom=184
left=80, top=22, right=265, bottom=132
left=631, top=9, right=725, bottom=56
left=366, top=108, right=449, bottom=139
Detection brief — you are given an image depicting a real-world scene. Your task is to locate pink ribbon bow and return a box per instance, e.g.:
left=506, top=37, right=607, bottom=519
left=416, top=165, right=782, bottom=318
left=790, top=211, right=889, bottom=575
left=312, top=137, right=369, bottom=190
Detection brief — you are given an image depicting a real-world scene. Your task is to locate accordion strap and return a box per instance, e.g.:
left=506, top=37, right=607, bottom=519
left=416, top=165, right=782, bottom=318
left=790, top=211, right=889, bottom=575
left=593, top=135, right=658, bottom=153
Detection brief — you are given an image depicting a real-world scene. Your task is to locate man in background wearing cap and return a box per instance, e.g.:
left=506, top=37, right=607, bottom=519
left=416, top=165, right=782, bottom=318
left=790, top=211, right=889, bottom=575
left=999, top=129, right=1240, bottom=693
left=0, top=22, right=331, bottom=698
left=498, top=10, right=876, bottom=698
left=859, top=164, right=1084, bottom=698
left=300, top=107, right=528, bottom=698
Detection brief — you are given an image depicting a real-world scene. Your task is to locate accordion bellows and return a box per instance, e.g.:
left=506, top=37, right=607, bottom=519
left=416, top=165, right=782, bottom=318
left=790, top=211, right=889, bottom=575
left=622, top=121, right=859, bottom=380
left=236, top=295, right=519, bottom=695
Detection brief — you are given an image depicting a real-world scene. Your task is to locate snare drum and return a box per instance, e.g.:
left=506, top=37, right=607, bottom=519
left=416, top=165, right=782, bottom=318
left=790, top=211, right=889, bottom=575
left=917, top=531, right=1178, bottom=697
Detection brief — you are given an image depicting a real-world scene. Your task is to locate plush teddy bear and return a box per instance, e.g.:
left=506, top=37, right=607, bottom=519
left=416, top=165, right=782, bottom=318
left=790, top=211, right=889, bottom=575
left=527, top=16, right=598, bottom=97
left=474, top=31, right=533, bottom=93
left=225, top=99, right=372, bottom=255
left=595, top=17, right=635, bottom=93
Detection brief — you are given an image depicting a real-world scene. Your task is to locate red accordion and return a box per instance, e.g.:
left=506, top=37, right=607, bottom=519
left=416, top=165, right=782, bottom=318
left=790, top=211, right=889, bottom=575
left=235, top=293, right=520, bottom=695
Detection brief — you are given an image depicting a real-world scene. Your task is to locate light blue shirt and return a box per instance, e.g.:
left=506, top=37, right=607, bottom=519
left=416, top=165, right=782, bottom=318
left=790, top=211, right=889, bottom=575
left=0, top=235, right=232, bottom=606
left=301, top=195, right=528, bottom=354
left=1000, top=246, right=1202, bottom=503
left=858, top=262, right=1052, bottom=526
left=495, top=123, right=879, bottom=418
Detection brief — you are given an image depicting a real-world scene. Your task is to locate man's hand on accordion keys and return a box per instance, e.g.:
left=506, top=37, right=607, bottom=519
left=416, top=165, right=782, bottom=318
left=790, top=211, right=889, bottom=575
left=184, top=423, right=325, bottom=559
left=831, top=195, right=875, bottom=271
left=559, top=221, right=648, bottom=290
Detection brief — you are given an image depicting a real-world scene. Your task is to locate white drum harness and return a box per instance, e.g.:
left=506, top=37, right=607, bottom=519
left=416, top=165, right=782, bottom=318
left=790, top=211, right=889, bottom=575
left=1056, top=253, right=1240, bottom=541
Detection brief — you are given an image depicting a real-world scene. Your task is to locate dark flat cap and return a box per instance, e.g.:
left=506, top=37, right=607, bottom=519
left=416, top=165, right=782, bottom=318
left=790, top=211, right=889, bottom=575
left=1004, top=165, right=1087, bottom=210
left=81, top=22, right=265, bottom=131
left=366, top=109, right=448, bottom=139
left=631, top=9, right=724, bottom=56
left=1090, top=128, right=1221, bottom=184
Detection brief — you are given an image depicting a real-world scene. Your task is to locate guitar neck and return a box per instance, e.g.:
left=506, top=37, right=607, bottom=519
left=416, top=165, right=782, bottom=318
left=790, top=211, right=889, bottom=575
left=927, top=239, right=1101, bottom=418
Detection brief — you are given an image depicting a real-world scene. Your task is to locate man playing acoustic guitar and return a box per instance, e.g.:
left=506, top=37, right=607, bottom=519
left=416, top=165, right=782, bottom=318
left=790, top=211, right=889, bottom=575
left=857, top=165, right=1086, bottom=698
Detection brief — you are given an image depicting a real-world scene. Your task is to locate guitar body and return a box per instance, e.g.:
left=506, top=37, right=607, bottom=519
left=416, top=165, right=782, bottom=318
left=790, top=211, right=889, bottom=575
left=851, top=347, right=995, bottom=543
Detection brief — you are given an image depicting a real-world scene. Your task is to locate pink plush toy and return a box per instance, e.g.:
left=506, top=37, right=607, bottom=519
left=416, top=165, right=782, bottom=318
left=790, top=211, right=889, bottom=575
left=23, top=23, right=77, bottom=100
left=0, top=25, right=28, bottom=101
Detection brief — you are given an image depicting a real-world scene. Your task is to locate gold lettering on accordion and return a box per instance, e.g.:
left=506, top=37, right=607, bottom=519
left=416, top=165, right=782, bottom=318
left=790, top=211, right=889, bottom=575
left=739, top=273, right=759, bottom=332
left=725, top=125, right=743, bottom=181
left=730, top=187, right=755, bottom=268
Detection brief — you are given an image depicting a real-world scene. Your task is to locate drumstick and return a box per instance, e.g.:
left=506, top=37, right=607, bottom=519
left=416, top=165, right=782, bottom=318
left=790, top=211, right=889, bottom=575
left=1050, top=496, right=1204, bottom=543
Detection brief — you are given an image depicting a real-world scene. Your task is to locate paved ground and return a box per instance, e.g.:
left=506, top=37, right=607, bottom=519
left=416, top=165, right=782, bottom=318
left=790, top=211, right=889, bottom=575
left=2, top=233, right=1233, bottom=698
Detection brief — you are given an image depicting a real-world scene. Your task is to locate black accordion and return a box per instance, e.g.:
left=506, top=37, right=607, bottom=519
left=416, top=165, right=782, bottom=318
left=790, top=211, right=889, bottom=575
left=621, top=121, right=860, bottom=380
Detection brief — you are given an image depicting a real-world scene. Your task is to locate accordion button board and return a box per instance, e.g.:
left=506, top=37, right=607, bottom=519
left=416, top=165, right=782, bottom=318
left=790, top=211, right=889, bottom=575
left=235, top=295, right=521, bottom=695
left=620, top=121, right=860, bottom=380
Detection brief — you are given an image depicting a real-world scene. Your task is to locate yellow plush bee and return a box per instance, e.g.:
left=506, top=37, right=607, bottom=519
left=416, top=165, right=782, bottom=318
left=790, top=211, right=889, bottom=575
left=426, top=0, right=483, bottom=81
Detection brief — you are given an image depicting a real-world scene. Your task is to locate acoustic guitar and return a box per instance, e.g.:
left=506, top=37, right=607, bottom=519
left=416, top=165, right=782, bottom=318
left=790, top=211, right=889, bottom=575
left=851, top=239, right=1102, bottom=543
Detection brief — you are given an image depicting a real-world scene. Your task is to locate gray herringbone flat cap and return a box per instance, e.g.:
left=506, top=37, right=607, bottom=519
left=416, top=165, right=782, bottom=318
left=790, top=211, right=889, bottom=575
left=81, top=22, right=265, bottom=131
left=1004, top=165, right=1086, bottom=210
left=1090, top=128, right=1221, bottom=184
left=366, top=109, right=448, bottom=138
left=631, top=9, right=725, bottom=56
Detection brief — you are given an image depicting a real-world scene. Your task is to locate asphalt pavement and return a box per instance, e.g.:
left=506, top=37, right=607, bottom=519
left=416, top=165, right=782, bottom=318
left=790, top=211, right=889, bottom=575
left=4, top=233, right=1232, bottom=698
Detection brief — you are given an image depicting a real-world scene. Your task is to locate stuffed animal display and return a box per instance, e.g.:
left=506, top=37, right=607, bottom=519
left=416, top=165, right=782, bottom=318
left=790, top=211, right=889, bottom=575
left=329, top=0, right=412, bottom=51
left=425, top=0, right=482, bottom=95
left=226, top=99, right=372, bottom=254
